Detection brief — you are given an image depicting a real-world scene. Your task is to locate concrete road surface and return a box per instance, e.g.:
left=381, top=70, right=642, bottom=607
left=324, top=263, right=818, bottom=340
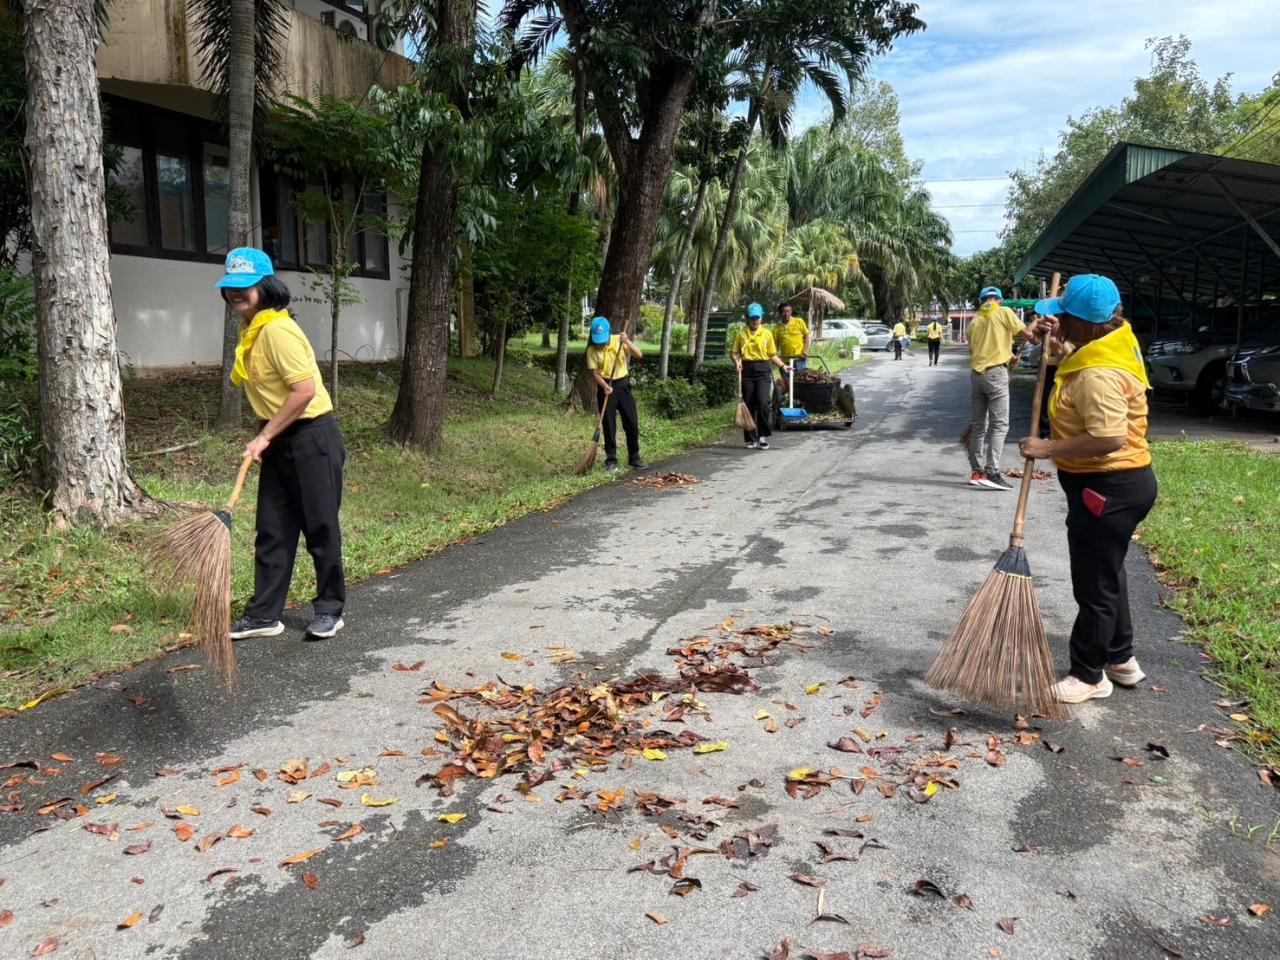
left=2, top=350, right=1276, bottom=960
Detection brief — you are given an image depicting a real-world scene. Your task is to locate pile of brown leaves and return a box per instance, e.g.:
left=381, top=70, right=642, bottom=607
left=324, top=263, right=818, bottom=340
left=420, top=623, right=807, bottom=797
left=1003, top=468, right=1052, bottom=480
left=634, top=472, right=702, bottom=489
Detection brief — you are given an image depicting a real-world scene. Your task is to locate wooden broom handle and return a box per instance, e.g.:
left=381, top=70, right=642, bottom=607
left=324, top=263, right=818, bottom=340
left=1010, top=271, right=1060, bottom=547
left=223, top=455, right=255, bottom=513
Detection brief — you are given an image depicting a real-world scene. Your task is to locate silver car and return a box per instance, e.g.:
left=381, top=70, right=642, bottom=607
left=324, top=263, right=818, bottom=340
left=861, top=322, right=894, bottom=351
left=820, top=318, right=866, bottom=342
left=1147, top=305, right=1280, bottom=414
left=1226, top=344, right=1280, bottom=413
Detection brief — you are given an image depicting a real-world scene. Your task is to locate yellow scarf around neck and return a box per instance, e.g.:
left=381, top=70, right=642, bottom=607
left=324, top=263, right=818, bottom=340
left=230, top=308, right=289, bottom=387
left=1048, top=323, right=1150, bottom=420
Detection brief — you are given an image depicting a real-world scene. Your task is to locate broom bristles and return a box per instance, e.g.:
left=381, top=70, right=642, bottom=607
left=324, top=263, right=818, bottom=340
left=144, top=511, right=236, bottom=681
left=925, top=546, right=1066, bottom=720
left=735, top=401, right=756, bottom=431
left=574, top=439, right=599, bottom=476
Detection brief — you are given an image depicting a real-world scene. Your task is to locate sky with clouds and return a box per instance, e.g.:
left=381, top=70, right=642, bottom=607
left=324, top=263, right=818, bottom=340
left=792, top=0, right=1280, bottom=256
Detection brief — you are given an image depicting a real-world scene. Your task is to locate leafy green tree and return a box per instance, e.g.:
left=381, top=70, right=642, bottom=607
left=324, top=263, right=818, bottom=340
left=268, top=93, right=404, bottom=402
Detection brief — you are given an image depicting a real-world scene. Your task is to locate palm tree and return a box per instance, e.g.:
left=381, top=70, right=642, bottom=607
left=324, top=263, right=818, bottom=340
left=189, top=0, right=288, bottom=426
left=773, top=219, right=872, bottom=336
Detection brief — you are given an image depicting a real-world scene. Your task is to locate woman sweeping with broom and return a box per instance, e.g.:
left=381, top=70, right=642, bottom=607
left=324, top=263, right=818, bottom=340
left=1018, top=274, right=1156, bottom=704
left=217, top=248, right=348, bottom=642
left=733, top=303, right=790, bottom=450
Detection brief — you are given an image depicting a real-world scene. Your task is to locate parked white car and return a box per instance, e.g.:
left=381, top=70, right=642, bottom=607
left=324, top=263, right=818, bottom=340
left=819, top=318, right=866, bottom=342
left=860, top=322, right=895, bottom=351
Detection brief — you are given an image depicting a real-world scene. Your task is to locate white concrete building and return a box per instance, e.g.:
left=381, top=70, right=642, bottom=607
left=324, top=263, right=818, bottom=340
left=96, top=0, right=415, bottom=375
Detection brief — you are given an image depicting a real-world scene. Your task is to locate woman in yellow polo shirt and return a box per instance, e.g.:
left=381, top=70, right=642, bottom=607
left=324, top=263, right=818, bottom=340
left=216, top=248, right=347, bottom=642
left=891, top=320, right=907, bottom=360
left=1018, top=274, right=1156, bottom=704
left=733, top=303, right=790, bottom=449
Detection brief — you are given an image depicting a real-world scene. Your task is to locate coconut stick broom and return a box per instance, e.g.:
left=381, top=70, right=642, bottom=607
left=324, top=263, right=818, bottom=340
left=575, top=337, right=626, bottom=476
left=734, top=365, right=757, bottom=432
left=926, top=272, right=1067, bottom=720
left=144, top=455, right=255, bottom=681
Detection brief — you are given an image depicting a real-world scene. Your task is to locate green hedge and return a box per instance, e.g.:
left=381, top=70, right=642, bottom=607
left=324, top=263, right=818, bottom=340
left=642, top=378, right=707, bottom=419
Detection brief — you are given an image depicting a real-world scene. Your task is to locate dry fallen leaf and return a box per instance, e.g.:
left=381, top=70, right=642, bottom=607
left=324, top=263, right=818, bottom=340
left=303, top=873, right=319, bottom=890
left=645, top=912, right=668, bottom=926
left=436, top=812, right=466, bottom=824
left=361, top=794, right=398, bottom=808
left=344, top=931, right=365, bottom=949
left=51, top=753, right=74, bottom=763
left=117, top=910, right=143, bottom=929
left=333, top=824, right=364, bottom=842
left=123, top=841, right=152, bottom=855
left=175, top=805, right=201, bottom=817
left=997, top=917, right=1017, bottom=935
left=33, top=936, right=59, bottom=955
left=1200, top=915, right=1232, bottom=927
left=643, top=748, right=668, bottom=761
left=250, top=806, right=273, bottom=817
left=227, top=825, right=254, bottom=839
left=1248, top=903, right=1271, bottom=917
left=790, top=873, right=826, bottom=888
left=196, top=833, right=222, bottom=853
left=279, top=848, right=324, bottom=867
left=288, top=791, right=312, bottom=804
left=428, top=839, right=448, bottom=849
left=216, top=769, right=240, bottom=788
left=0, top=909, right=12, bottom=929
left=693, top=741, right=728, bottom=755
left=173, top=823, right=196, bottom=842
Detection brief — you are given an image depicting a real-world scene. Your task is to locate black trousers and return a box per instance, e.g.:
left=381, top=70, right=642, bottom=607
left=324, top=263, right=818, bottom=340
left=245, top=413, right=347, bottom=621
left=927, top=339, right=940, bottom=364
left=893, top=338, right=903, bottom=360
left=1059, top=466, right=1158, bottom=683
left=741, top=361, right=773, bottom=442
left=596, top=376, right=640, bottom=463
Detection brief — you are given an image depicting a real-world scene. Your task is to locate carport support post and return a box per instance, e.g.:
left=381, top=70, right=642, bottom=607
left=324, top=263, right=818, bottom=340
left=1237, top=227, right=1247, bottom=354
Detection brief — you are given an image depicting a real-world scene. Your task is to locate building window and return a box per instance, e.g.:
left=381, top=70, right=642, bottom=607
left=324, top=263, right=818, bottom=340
left=361, top=191, right=389, bottom=278
left=153, top=120, right=198, bottom=252
left=107, top=145, right=149, bottom=248
left=203, top=144, right=231, bottom=256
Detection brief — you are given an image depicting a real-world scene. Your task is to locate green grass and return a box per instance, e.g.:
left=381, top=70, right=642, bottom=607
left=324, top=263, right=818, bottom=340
left=1141, top=440, right=1280, bottom=767
left=0, top=360, right=733, bottom=709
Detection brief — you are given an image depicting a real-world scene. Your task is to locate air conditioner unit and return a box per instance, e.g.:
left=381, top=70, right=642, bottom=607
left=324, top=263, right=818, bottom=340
left=320, top=11, right=336, bottom=27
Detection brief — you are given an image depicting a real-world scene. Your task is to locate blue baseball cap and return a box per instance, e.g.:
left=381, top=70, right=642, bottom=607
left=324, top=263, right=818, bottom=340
left=1035, top=274, right=1122, bottom=324
left=216, top=247, right=274, bottom=289
left=979, top=286, right=1002, bottom=301
left=747, top=302, right=765, bottom=319
left=589, top=316, right=611, bottom=345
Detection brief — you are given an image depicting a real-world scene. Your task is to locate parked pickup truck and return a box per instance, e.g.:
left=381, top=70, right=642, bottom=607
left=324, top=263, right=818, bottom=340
left=1226, top=344, right=1280, bottom=413
left=1146, top=304, right=1280, bottom=414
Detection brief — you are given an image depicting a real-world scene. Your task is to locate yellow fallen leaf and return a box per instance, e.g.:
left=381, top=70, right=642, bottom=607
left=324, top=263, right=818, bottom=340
left=787, top=767, right=814, bottom=781
left=436, top=812, right=467, bottom=824
left=117, top=910, right=143, bottom=929
left=279, top=848, right=323, bottom=867
left=95, top=793, right=118, bottom=805
left=642, top=748, right=668, bottom=761
left=500, top=652, right=522, bottom=661
left=288, top=791, right=312, bottom=804
left=429, top=839, right=449, bottom=849
left=176, top=805, right=201, bottom=817
left=17, top=688, right=68, bottom=712
left=650, top=692, right=668, bottom=703
left=853, top=728, right=872, bottom=742
left=1230, top=713, right=1251, bottom=723
left=924, top=782, right=939, bottom=798
left=754, top=710, right=771, bottom=721
left=629, top=838, right=642, bottom=851
left=804, top=682, right=825, bottom=695
left=693, top=741, right=728, bottom=754
left=434, top=730, right=451, bottom=744
left=361, top=794, right=399, bottom=808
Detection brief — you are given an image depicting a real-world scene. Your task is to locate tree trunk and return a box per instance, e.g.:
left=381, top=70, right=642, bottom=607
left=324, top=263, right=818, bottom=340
left=539, top=325, right=551, bottom=349
left=556, top=54, right=586, bottom=396
left=491, top=315, right=507, bottom=396
left=215, top=0, right=255, bottom=427
left=329, top=270, right=341, bottom=401
left=694, top=88, right=766, bottom=371
left=24, top=0, right=149, bottom=527
left=458, top=237, right=476, bottom=357
left=660, top=177, right=706, bottom=380
left=388, top=0, right=473, bottom=448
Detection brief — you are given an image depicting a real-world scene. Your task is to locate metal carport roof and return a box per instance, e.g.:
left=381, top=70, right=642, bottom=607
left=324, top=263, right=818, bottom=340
left=1014, top=143, right=1280, bottom=326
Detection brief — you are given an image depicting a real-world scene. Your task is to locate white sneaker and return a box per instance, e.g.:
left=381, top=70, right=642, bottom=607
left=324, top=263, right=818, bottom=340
left=745, top=441, right=758, bottom=449
left=758, top=438, right=770, bottom=450
left=1105, top=657, right=1146, bottom=687
left=1051, top=674, right=1113, bottom=704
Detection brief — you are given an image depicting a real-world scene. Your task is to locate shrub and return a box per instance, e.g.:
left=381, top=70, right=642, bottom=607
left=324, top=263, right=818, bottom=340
left=668, top=322, right=690, bottom=354
left=696, top=359, right=739, bottom=407
left=506, top=345, right=535, bottom=368
left=643, top=378, right=706, bottom=419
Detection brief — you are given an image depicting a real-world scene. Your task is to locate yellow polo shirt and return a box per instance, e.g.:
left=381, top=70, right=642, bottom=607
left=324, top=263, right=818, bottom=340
left=586, top=335, right=629, bottom=380
left=892, top=322, right=906, bottom=339
left=733, top=325, right=778, bottom=361
left=926, top=322, right=943, bottom=340
left=773, top=317, right=809, bottom=357
left=968, top=303, right=1026, bottom=372
left=1051, top=367, right=1151, bottom=473
left=244, top=315, right=332, bottom=421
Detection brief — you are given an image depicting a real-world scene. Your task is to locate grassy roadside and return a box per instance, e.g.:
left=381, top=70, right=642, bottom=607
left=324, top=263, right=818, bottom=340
left=1141, top=440, right=1280, bottom=768
left=0, top=360, right=734, bottom=710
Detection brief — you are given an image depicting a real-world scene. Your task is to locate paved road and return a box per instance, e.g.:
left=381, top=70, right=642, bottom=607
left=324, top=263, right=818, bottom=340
left=2, top=351, right=1276, bottom=960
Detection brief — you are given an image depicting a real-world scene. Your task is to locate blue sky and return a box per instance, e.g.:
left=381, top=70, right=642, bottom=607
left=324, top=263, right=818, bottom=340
left=790, top=0, right=1280, bottom=255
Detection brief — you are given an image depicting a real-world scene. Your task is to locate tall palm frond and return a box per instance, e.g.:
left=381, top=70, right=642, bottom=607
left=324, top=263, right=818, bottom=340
left=189, top=0, right=289, bottom=143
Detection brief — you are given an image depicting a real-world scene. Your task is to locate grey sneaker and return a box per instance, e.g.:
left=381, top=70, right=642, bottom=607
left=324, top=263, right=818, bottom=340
left=980, top=471, right=1014, bottom=491
left=305, top=614, right=344, bottom=640
left=629, top=458, right=650, bottom=470
left=1105, top=657, right=1146, bottom=687
left=604, top=460, right=620, bottom=474
left=229, top=616, right=284, bottom=640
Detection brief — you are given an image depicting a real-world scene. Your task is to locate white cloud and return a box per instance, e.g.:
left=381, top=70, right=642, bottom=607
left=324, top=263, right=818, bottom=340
left=800, top=0, right=1280, bottom=255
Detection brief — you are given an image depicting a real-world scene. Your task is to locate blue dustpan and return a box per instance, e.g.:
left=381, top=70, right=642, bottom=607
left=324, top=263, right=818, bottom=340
left=781, top=366, right=806, bottom=420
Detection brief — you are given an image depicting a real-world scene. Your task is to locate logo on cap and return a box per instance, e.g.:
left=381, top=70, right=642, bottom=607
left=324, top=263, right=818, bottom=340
left=226, top=255, right=255, bottom=275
